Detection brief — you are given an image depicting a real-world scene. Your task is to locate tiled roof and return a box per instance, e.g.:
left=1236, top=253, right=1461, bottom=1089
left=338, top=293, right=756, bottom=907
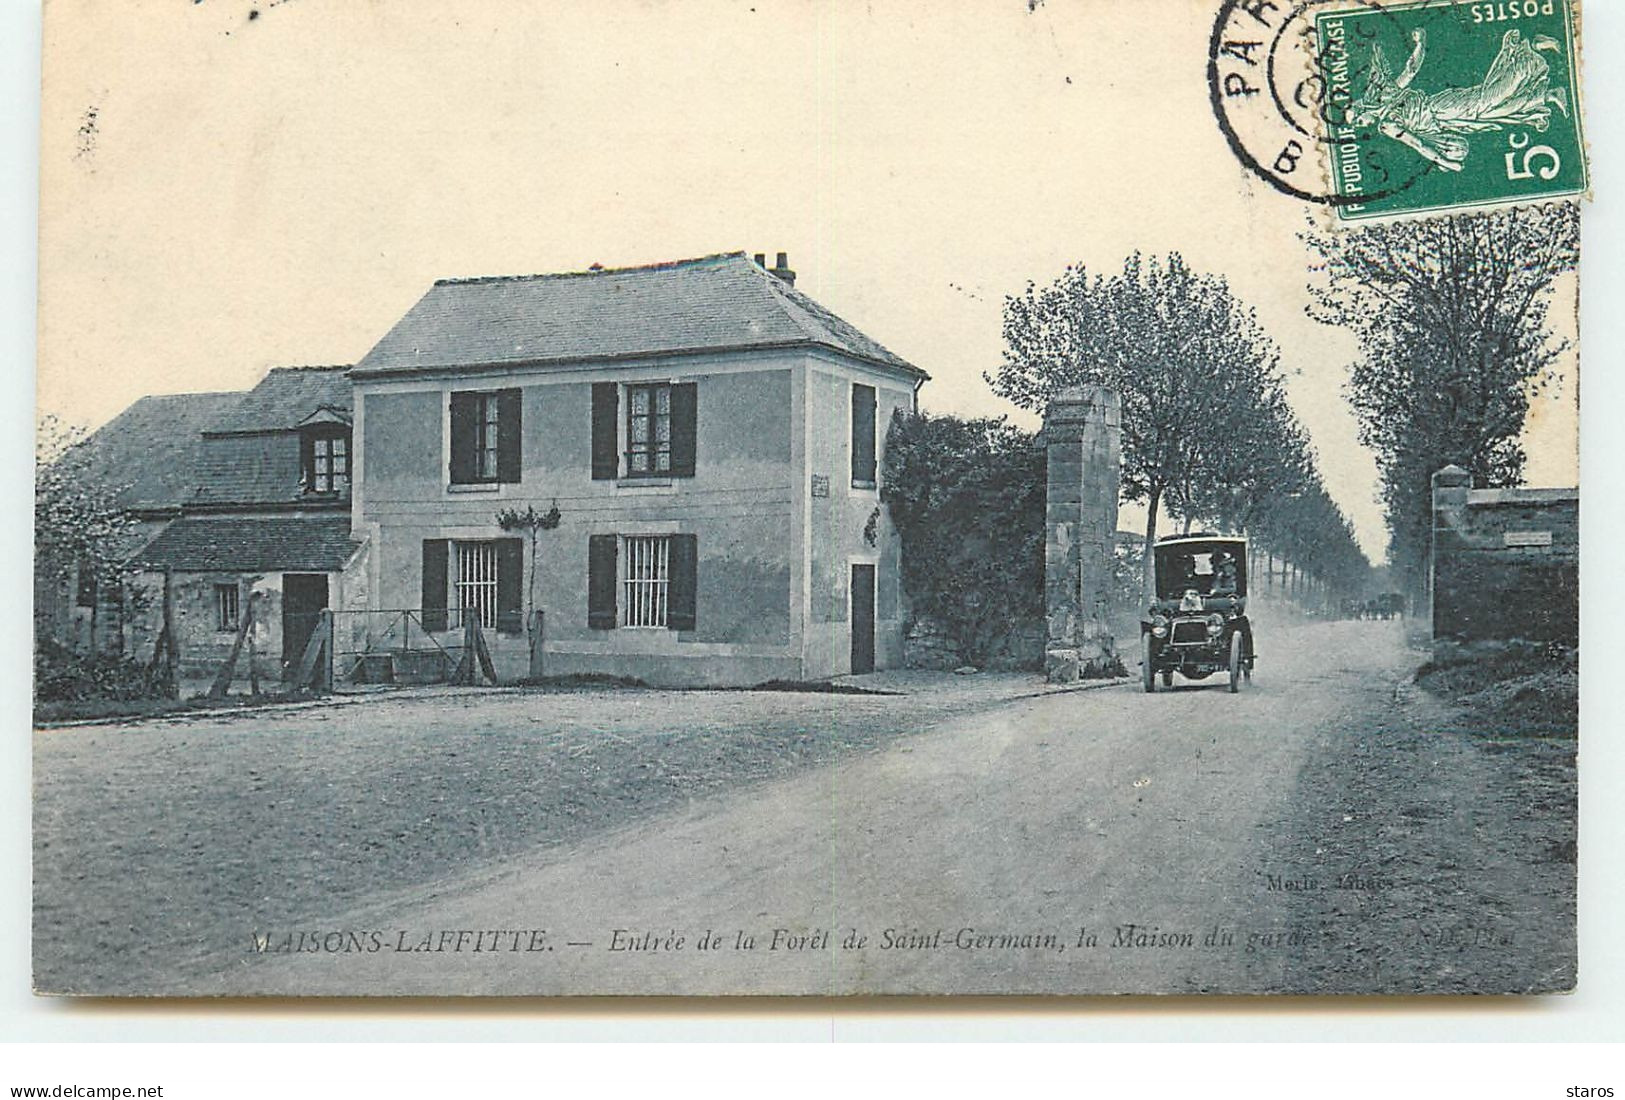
left=210, top=365, right=352, bottom=434
left=130, top=515, right=361, bottom=573
left=188, top=431, right=346, bottom=507
left=74, top=392, right=244, bottom=511
left=353, top=252, right=927, bottom=379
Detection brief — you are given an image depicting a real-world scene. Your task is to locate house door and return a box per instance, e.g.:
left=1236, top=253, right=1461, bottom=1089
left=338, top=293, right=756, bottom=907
left=282, top=573, right=329, bottom=667
left=850, top=563, right=876, bottom=675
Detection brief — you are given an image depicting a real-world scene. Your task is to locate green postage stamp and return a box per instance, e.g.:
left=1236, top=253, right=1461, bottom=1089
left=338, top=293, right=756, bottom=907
left=1315, top=0, right=1588, bottom=221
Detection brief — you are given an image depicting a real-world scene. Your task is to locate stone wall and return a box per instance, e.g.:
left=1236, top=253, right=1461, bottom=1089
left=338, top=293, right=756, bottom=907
left=1430, top=465, right=1578, bottom=644
left=903, top=615, right=1044, bottom=672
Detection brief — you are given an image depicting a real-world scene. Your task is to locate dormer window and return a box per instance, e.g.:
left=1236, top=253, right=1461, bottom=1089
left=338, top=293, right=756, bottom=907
left=302, top=427, right=350, bottom=494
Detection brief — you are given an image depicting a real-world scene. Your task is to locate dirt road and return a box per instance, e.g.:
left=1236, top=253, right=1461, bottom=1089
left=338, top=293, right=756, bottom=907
left=138, top=617, right=1569, bottom=997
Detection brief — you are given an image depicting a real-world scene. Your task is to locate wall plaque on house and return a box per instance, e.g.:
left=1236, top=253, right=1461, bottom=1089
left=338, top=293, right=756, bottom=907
left=1504, top=530, right=1554, bottom=548
left=811, top=474, right=830, bottom=498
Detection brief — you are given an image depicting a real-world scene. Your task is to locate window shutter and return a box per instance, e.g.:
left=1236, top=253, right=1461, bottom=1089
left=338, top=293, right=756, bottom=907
left=668, top=533, right=698, bottom=632
left=496, top=389, right=522, bottom=483
left=422, top=539, right=449, bottom=632
left=495, top=537, right=524, bottom=634
left=852, top=384, right=877, bottom=486
left=298, top=431, right=315, bottom=492
left=591, top=383, right=618, bottom=480
left=449, top=392, right=478, bottom=484
left=670, top=382, right=698, bottom=478
left=587, top=534, right=618, bottom=629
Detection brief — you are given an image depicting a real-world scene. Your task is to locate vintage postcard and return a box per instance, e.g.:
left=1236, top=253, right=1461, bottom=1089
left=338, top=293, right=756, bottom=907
left=33, top=0, right=1584, bottom=996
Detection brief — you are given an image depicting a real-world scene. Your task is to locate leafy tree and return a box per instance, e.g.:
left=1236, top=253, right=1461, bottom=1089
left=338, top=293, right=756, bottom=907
left=993, top=253, right=1301, bottom=592
left=495, top=501, right=562, bottom=672
left=35, top=415, right=135, bottom=648
left=1306, top=202, right=1579, bottom=595
left=881, top=411, right=1045, bottom=667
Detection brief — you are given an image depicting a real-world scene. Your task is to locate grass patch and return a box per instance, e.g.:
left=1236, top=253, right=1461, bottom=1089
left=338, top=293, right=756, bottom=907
left=33, top=691, right=316, bottom=727
left=1416, top=639, right=1577, bottom=738
left=736, top=679, right=903, bottom=696
left=512, top=672, right=651, bottom=691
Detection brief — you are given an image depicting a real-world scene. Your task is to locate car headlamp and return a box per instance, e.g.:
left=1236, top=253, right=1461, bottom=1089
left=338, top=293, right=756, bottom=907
left=1206, top=613, right=1224, bottom=636
left=1151, top=615, right=1168, bottom=638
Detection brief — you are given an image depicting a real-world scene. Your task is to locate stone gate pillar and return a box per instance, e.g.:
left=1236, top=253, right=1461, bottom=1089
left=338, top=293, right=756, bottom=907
left=1043, top=385, right=1121, bottom=682
left=1429, top=464, right=1472, bottom=640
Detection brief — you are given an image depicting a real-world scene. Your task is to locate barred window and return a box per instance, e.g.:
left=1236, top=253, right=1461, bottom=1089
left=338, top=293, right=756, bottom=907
left=455, top=541, right=500, bottom=630
left=216, top=583, right=240, bottom=632
left=623, top=535, right=670, bottom=627
left=626, top=383, right=672, bottom=476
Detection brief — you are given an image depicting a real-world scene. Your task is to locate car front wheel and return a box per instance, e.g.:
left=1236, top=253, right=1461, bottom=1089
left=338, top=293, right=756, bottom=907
left=1228, top=630, right=1244, bottom=693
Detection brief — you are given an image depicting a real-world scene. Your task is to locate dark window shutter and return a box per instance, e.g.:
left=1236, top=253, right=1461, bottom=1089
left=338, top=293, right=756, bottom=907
left=495, top=537, right=524, bottom=634
left=670, top=382, right=698, bottom=478
left=422, top=539, right=449, bottom=632
left=496, top=389, right=522, bottom=483
left=449, top=392, right=478, bottom=484
left=852, top=383, right=877, bottom=486
left=587, top=534, right=618, bottom=629
left=591, top=383, right=618, bottom=480
left=668, top=533, right=697, bottom=632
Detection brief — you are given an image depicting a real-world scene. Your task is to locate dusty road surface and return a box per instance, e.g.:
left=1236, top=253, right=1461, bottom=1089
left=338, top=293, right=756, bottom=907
left=35, top=616, right=1574, bottom=996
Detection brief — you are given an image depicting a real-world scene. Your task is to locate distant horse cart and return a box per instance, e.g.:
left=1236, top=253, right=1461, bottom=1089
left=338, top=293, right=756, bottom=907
left=1339, top=593, right=1406, bottom=620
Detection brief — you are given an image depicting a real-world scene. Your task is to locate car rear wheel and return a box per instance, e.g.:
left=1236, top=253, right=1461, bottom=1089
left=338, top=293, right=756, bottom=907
left=1228, top=631, right=1244, bottom=693
left=1142, top=634, right=1156, bottom=693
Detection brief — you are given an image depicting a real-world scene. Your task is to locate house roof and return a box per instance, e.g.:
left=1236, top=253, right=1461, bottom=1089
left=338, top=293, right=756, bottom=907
left=353, top=252, right=928, bottom=380
left=73, top=391, right=245, bottom=512
left=209, top=365, right=352, bottom=434
left=130, top=515, right=361, bottom=573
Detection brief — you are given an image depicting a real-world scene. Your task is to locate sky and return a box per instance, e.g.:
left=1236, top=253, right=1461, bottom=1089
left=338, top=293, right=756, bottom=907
left=36, top=0, right=1582, bottom=562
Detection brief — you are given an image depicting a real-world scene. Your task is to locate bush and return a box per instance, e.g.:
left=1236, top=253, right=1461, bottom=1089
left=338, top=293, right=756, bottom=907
left=882, top=411, right=1046, bottom=668
left=34, top=641, right=173, bottom=704
left=1415, top=639, right=1577, bottom=738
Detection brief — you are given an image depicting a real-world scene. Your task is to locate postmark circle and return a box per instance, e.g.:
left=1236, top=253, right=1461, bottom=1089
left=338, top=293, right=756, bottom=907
left=1207, top=0, right=1431, bottom=207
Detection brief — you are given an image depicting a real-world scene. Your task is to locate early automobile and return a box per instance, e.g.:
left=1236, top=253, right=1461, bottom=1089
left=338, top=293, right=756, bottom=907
left=1140, top=534, right=1254, bottom=693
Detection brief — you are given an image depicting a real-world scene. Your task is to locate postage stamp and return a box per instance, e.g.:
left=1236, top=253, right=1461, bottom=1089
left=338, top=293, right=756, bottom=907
left=1314, top=0, right=1589, bottom=221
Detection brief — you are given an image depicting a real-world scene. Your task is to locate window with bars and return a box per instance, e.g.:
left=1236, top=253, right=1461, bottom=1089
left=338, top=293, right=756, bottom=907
left=625, top=383, right=672, bottom=476
left=622, top=535, right=671, bottom=627
left=455, top=541, right=500, bottom=630
left=305, top=431, right=350, bottom=493
left=216, top=583, right=240, bottom=632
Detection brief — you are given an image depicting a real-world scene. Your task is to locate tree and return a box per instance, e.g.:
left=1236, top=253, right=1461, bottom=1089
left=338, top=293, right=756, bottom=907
left=35, top=415, right=135, bottom=648
left=992, top=253, right=1298, bottom=593
left=1306, top=202, right=1580, bottom=596
left=495, top=502, right=561, bottom=674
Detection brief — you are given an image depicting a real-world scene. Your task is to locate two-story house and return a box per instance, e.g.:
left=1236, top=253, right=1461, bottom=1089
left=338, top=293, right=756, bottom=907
left=126, top=365, right=366, bottom=678
left=350, top=251, right=928, bottom=686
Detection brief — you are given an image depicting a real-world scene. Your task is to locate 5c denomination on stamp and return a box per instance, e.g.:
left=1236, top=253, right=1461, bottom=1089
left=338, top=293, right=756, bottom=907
left=1315, top=0, right=1588, bottom=220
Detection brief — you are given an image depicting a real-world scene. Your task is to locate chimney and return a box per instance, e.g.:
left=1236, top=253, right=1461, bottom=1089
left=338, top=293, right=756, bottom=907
left=769, top=251, right=796, bottom=287
left=753, top=252, right=767, bottom=268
